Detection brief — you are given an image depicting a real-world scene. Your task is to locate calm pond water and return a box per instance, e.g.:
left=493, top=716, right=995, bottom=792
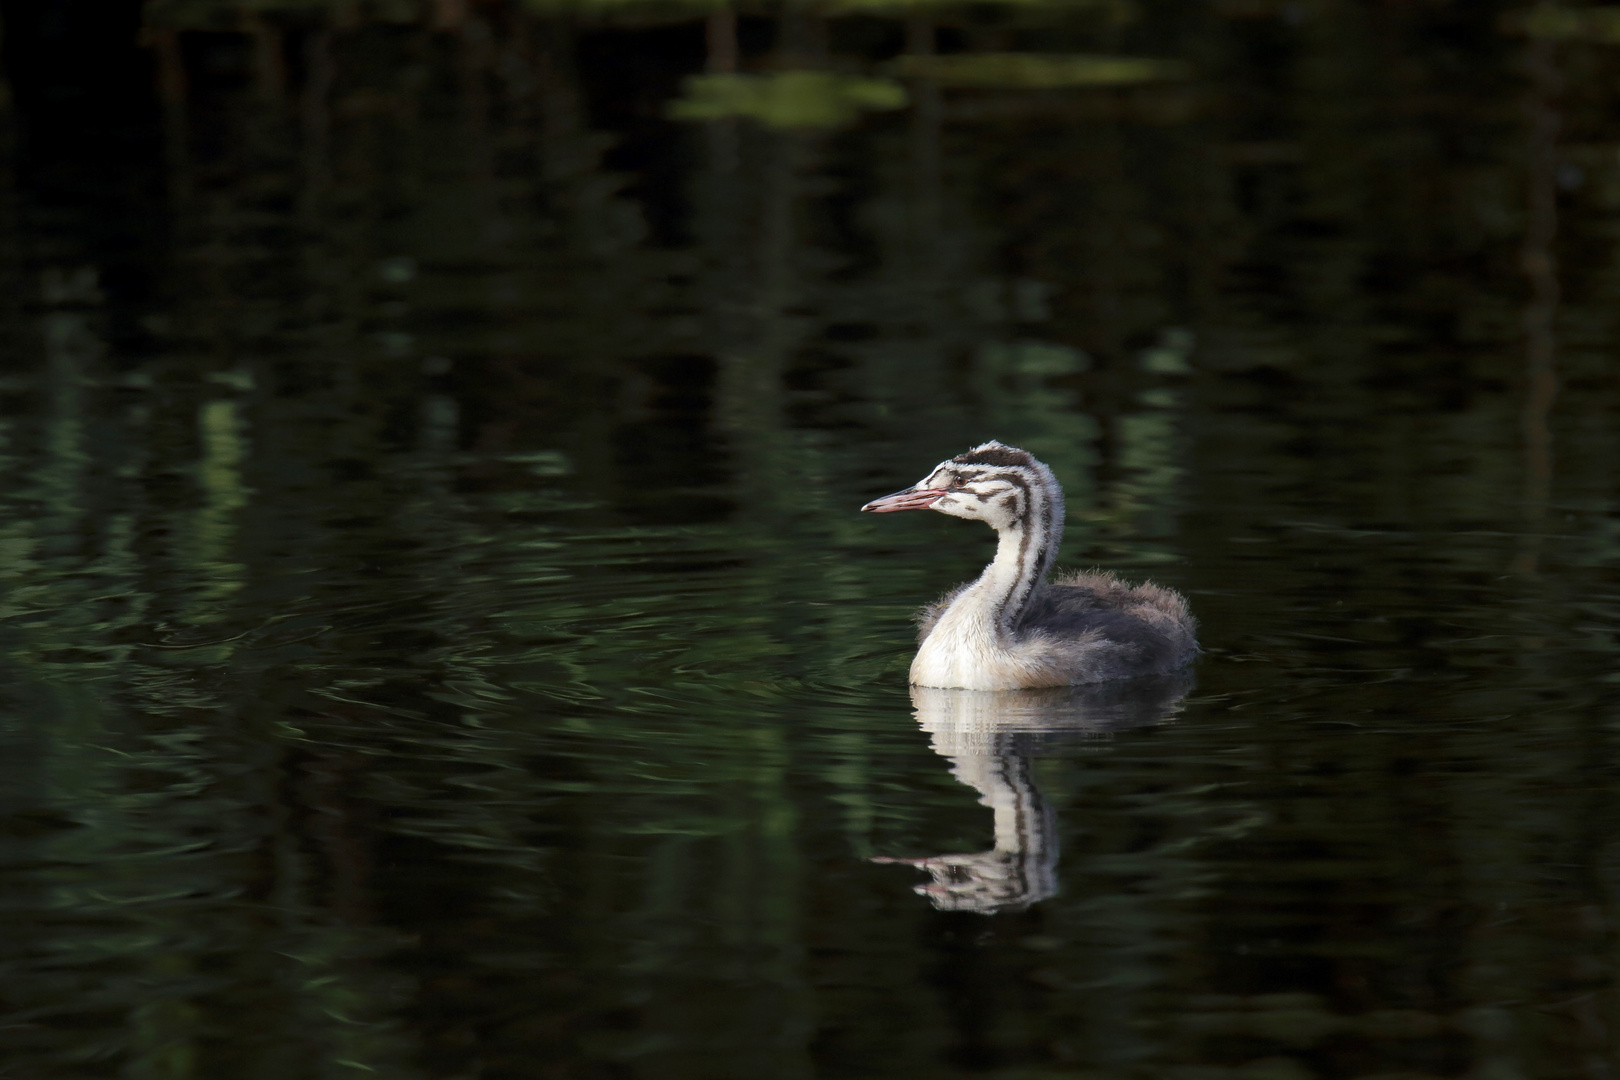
left=1, top=3, right=1619, bottom=1077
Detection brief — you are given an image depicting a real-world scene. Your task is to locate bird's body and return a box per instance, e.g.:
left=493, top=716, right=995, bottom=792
left=863, top=441, right=1197, bottom=690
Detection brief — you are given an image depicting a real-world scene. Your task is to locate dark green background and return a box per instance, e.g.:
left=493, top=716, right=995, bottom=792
left=0, top=1, right=1615, bottom=1076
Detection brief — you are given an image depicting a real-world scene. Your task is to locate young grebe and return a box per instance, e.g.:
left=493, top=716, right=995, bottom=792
left=862, top=441, right=1197, bottom=690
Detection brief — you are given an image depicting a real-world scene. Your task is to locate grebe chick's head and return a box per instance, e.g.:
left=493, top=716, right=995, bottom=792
left=860, top=440, right=1063, bottom=535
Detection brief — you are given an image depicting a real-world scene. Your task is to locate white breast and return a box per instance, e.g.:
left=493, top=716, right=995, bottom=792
left=911, top=605, right=1049, bottom=690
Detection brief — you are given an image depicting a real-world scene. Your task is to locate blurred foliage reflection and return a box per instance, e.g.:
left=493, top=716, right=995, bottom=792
left=0, top=0, right=1618, bottom=1077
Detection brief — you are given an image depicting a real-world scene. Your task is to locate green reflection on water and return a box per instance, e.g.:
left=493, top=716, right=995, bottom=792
left=0, top=3, right=1619, bottom=1078
left=890, top=52, right=1190, bottom=88
left=671, top=73, right=909, bottom=129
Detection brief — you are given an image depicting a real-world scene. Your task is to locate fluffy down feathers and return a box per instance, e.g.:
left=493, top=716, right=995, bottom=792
left=917, top=570, right=1198, bottom=686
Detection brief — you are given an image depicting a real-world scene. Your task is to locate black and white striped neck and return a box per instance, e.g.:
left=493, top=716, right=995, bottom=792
left=974, top=472, right=1065, bottom=637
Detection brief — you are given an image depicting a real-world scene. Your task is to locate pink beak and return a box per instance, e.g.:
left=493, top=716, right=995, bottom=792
left=861, top=487, right=946, bottom=513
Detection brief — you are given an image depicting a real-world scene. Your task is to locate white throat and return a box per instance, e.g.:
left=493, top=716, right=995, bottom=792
left=910, top=500, right=1063, bottom=690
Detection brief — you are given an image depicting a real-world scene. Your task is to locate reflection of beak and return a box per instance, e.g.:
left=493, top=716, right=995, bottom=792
left=861, top=487, right=946, bottom=513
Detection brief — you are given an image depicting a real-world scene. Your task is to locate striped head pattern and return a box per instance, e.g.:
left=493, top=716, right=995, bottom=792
left=862, top=440, right=1065, bottom=568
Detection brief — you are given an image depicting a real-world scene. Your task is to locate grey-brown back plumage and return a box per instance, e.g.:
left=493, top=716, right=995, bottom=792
left=918, top=569, right=1198, bottom=684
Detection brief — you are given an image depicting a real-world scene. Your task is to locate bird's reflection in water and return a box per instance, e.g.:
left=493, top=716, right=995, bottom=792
left=875, top=674, right=1194, bottom=915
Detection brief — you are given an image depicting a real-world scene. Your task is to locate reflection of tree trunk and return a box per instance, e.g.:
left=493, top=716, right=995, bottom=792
left=906, top=19, right=941, bottom=264
left=1090, top=121, right=1127, bottom=357
left=714, top=131, right=803, bottom=501
left=757, top=131, right=800, bottom=322
left=246, top=17, right=289, bottom=179
left=777, top=7, right=825, bottom=66
left=703, top=9, right=743, bottom=177
left=183, top=399, right=250, bottom=620
left=248, top=17, right=288, bottom=103
left=707, top=9, right=738, bottom=74
left=537, top=24, right=583, bottom=184
left=301, top=28, right=335, bottom=208
left=698, top=122, right=743, bottom=299
left=691, top=76, right=745, bottom=393
left=432, top=0, right=468, bottom=31
left=39, top=268, right=99, bottom=545
left=151, top=28, right=192, bottom=204
left=503, top=14, right=536, bottom=128
left=301, top=750, right=376, bottom=925
left=706, top=116, right=740, bottom=179
left=459, top=18, right=495, bottom=191
left=1514, top=27, right=1560, bottom=576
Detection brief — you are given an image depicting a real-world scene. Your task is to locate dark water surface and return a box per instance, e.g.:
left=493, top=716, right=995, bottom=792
left=2, top=3, right=1620, bottom=1077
